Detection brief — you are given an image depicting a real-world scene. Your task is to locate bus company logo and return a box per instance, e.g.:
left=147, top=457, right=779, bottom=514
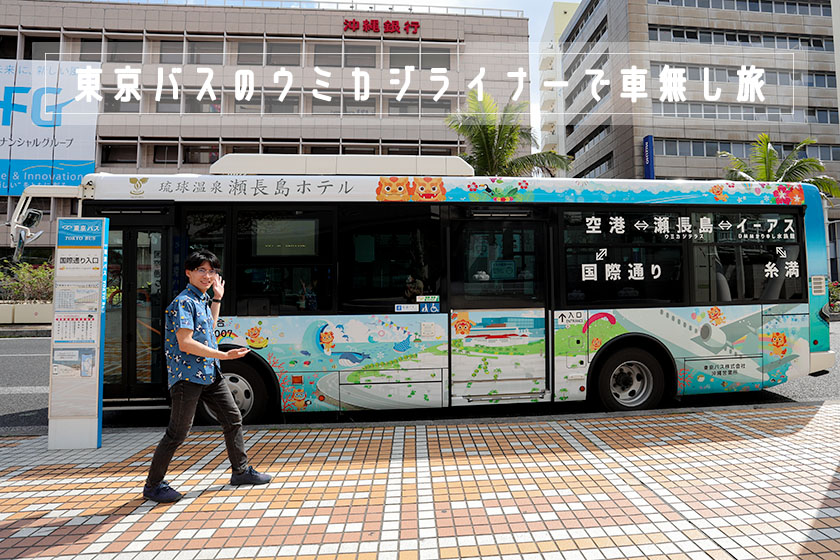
left=128, top=177, right=148, bottom=196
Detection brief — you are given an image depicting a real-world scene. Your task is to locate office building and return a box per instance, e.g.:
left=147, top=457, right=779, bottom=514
left=540, top=0, right=839, bottom=183
left=0, top=0, right=528, bottom=249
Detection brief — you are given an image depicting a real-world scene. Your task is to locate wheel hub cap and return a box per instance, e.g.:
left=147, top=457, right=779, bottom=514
left=609, top=360, right=653, bottom=408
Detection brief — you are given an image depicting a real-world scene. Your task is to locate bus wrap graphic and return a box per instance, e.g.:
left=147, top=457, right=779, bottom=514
left=214, top=314, right=448, bottom=412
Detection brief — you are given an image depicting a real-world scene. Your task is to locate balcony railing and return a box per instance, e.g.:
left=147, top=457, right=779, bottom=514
left=47, top=0, right=523, bottom=17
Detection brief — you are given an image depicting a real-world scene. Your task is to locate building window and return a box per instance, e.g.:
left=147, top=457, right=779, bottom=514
left=187, top=41, right=223, bottom=65
left=264, top=145, right=299, bottom=154
left=185, top=94, right=221, bottom=114
left=652, top=0, right=830, bottom=14
left=231, top=145, right=259, bottom=153
left=106, top=39, right=142, bottom=63
left=576, top=154, right=613, bottom=178
left=421, top=98, right=451, bottom=115
left=388, top=97, right=419, bottom=116
left=343, top=145, right=378, bottom=154
left=0, top=35, right=17, bottom=59
left=343, top=97, right=376, bottom=115
left=159, top=41, right=183, bottom=64
left=265, top=93, right=300, bottom=114
left=389, top=47, right=419, bottom=69
left=344, top=44, right=377, bottom=68
left=153, top=145, right=178, bottom=164
left=104, top=94, right=140, bottom=113
left=156, top=97, right=181, bottom=114
left=236, top=41, right=262, bottom=65
left=183, top=145, right=219, bottom=164
left=311, top=95, right=341, bottom=114
left=421, top=47, right=451, bottom=70
left=421, top=146, right=454, bottom=155
left=101, top=144, right=137, bottom=164
left=313, top=44, right=341, bottom=67
left=79, top=39, right=102, bottom=62
left=649, top=25, right=834, bottom=51
left=385, top=146, right=419, bottom=155
left=24, top=37, right=60, bottom=61
left=234, top=94, right=261, bottom=114
left=310, top=146, right=339, bottom=154
left=267, top=42, right=300, bottom=66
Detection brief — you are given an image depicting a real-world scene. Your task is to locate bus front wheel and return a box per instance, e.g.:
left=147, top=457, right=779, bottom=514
left=200, top=361, right=268, bottom=424
left=597, top=348, right=665, bottom=411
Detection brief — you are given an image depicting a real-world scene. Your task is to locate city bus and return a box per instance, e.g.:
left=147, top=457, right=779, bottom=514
left=12, top=154, right=835, bottom=422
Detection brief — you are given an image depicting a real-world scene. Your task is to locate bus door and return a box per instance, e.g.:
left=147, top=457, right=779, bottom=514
left=448, top=207, right=552, bottom=405
left=87, top=205, right=172, bottom=405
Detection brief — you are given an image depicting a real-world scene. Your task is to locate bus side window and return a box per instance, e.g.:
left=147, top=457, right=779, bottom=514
left=692, top=245, right=736, bottom=303
left=234, top=210, right=334, bottom=315
left=337, top=205, right=441, bottom=313
left=691, top=211, right=805, bottom=304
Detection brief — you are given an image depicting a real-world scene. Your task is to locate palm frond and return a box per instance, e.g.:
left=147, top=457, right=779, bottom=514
left=778, top=157, right=827, bottom=183
left=446, top=90, right=572, bottom=177
left=719, top=134, right=840, bottom=200
left=748, top=133, right=778, bottom=181
left=776, top=137, right=816, bottom=179
left=504, top=152, right=572, bottom=177
left=717, top=151, right=757, bottom=181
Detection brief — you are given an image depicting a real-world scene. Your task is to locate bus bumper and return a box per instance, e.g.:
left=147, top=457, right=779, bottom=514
left=810, top=351, right=836, bottom=376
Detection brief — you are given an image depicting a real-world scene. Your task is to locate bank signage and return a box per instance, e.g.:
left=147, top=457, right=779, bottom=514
left=643, top=135, right=655, bottom=179
left=0, top=60, right=99, bottom=196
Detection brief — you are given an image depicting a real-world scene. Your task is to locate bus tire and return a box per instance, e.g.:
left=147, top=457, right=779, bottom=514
left=597, top=347, right=665, bottom=411
left=199, top=361, right=268, bottom=425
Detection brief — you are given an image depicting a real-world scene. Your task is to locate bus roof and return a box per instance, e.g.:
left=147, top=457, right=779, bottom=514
left=208, top=154, right=475, bottom=176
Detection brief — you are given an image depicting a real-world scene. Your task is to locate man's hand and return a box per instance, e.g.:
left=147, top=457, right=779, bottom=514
left=212, top=274, right=225, bottom=301
left=222, top=347, right=250, bottom=360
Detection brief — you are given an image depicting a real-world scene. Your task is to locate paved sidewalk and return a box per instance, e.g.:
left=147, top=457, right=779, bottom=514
left=0, top=404, right=839, bottom=560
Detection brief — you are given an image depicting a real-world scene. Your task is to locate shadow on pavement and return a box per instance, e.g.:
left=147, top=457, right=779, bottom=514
left=0, top=497, right=150, bottom=557
left=97, top=389, right=802, bottom=429
left=0, top=408, right=47, bottom=429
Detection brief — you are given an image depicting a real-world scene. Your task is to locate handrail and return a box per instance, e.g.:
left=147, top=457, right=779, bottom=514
left=39, top=0, right=524, bottom=18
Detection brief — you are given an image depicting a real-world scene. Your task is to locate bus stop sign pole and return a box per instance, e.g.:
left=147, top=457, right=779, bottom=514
left=48, top=218, right=109, bottom=450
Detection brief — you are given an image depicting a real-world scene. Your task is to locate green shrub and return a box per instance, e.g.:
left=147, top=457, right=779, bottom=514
left=0, top=262, right=54, bottom=302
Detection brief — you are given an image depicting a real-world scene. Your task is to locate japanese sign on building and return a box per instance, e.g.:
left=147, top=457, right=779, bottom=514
left=342, top=19, right=420, bottom=34
left=0, top=60, right=99, bottom=196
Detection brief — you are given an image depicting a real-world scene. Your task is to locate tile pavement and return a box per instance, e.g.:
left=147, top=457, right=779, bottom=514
left=0, top=403, right=839, bottom=560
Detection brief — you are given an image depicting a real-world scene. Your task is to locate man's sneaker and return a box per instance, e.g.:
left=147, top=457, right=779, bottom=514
left=143, top=481, right=183, bottom=503
left=230, top=466, right=271, bottom=486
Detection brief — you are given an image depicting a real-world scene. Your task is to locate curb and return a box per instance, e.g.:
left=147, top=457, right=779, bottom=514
left=2, top=400, right=834, bottom=438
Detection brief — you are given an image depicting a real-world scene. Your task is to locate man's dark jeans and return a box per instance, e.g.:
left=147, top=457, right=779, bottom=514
left=146, top=374, right=247, bottom=487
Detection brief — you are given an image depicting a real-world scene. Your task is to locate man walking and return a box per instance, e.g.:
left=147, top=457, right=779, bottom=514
left=143, top=249, right=270, bottom=503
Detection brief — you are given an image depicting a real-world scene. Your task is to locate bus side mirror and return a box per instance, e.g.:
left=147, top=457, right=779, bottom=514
left=21, top=209, right=42, bottom=229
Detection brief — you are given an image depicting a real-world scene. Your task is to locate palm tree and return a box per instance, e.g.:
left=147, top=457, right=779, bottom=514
left=445, top=90, right=572, bottom=177
left=718, top=133, right=840, bottom=197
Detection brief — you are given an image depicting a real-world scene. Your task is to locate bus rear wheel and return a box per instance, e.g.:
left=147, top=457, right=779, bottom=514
left=597, top=348, right=665, bottom=411
left=199, top=361, right=268, bottom=424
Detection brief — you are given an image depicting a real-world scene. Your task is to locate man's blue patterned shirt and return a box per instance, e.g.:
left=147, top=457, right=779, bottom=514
left=164, top=284, right=219, bottom=389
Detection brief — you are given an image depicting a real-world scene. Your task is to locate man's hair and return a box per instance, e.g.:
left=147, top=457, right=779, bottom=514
left=185, top=249, right=221, bottom=271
